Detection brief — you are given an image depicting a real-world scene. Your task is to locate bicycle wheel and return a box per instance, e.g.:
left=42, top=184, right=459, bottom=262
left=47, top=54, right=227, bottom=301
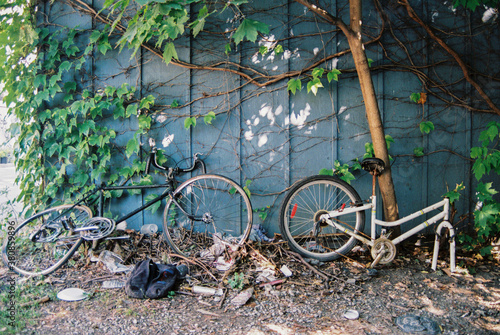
left=2, top=204, right=93, bottom=276
left=163, top=174, right=253, bottom=260
left=279, top=175, right=365, bottom=261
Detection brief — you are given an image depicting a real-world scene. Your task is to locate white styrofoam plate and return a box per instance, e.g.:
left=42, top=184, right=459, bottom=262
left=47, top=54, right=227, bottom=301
left=57, top=288, right=87, bottom=301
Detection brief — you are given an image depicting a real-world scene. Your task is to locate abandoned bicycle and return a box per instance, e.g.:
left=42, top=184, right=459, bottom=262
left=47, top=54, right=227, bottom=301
left=2, top=148, right=253, bottom=276
left=279, top=157, right=456, bottom=271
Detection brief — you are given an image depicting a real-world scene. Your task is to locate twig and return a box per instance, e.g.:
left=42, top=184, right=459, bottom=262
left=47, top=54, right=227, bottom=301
left=281, top=249, right=330, bottom=281
left=19, top=296, right=50, bottom=308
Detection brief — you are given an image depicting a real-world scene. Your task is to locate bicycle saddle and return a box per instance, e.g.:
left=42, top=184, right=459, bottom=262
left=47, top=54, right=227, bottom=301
left=361, top=157, right=385, bottom=174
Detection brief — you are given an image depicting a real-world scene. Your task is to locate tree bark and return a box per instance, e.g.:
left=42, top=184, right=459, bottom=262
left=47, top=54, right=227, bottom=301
left=294, top=0, right=400, bottom=224
left=348, top=0, right=399, bottom=224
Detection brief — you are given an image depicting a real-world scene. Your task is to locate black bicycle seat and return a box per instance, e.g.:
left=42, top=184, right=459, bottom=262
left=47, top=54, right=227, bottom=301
left=361, top=157, right=385, bottom=174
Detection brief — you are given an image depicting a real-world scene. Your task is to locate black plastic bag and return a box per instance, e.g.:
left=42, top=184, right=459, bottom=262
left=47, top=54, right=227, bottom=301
left=125, top=259, right=180, bottom=299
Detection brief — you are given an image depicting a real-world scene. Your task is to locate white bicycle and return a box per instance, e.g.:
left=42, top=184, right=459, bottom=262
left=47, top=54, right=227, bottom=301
left=279, top=157, right=456, bottom=271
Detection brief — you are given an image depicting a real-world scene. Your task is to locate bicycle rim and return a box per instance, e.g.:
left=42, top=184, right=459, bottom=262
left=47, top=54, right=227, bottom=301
left=163, top=174, right=253, bottom=260
left=2, top=204, right=93, bottom=276
left=279, top=175, right=365, bottom=261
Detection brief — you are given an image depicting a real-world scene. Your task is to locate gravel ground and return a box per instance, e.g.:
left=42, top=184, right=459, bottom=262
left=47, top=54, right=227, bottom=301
left=1, top=239, right=500, bottom=335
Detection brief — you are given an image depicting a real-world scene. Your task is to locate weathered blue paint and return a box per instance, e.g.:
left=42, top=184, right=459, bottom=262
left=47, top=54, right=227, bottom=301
left=39, top=0, right=499, bottom=236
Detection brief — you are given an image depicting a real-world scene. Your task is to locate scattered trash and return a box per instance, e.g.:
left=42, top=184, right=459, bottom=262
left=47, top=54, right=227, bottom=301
left=115, top=220, right=127, bottom=231
left=57, top=288, right=88, bottom=301
left=395, top=314, right=442, bottom=334
left=199, top=233, right=226, bottom=262
left=230, top=287, right=254, bottom=308
left=343, top=309, right=360, bottom=320
left=191, top=285, right=224, bottom=296
left=280, top=265, right=293, bottom=277
left=176, top=264, right=189, bottom=278
left=125, top=259, right=183, bottom=299
left=248, top=224, right=274, bottom=242
left=102, top=280, right=126, bottom=289
left=99, top=250, right=131, bottom=273
left=140, top=223, right=158, bottom=235
left=214, top=256, right=234, bottom=271
left=255, top=266, right=277, bottom=283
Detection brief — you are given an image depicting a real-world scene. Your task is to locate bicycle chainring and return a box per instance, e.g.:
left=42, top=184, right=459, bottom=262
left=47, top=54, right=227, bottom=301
left=80, top=217, right=116, bottom=241
left=371, top=238, right=397, bottom=264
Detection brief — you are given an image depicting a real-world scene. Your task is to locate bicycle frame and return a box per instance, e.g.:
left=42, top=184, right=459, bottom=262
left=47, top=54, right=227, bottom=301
left=325, top=195, right=450, bottom=247
left=38, top=150, right=207, bottom=236
left=322, top=194, right=455, bottom=272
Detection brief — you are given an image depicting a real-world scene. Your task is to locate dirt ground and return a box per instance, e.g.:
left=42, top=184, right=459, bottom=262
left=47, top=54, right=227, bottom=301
left=1, top=235, right=499, bottom=335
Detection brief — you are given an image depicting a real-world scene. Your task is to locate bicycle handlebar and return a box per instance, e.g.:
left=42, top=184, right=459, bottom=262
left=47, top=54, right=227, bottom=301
left=145, top=148, right=206, bottom=176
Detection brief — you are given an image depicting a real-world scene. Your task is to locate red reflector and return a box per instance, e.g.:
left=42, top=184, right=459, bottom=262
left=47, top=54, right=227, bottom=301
left=290, top=203, right=298, bottom=218
left=340, top=203, right=346, bottom=211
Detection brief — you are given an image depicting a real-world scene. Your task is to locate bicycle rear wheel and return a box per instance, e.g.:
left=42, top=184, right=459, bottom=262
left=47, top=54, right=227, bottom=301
left=163, top=174, right=253, bottom=260
left=2, top=204, right=93, bottom=276
left=279, top=175, right=365, bottom=261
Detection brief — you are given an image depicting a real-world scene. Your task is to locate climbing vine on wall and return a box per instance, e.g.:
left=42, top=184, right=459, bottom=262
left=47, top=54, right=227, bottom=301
left=1, top=0, right=499, bottom=241
left=1, top=6, right=156, bottom=214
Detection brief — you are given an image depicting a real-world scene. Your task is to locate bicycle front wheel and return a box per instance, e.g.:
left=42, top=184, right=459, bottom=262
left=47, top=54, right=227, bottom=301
left=279, top=175, right=365, bottom=261
left=2, top=204, right=93, bottom=276
left=163, top=174, right=253, bottom=259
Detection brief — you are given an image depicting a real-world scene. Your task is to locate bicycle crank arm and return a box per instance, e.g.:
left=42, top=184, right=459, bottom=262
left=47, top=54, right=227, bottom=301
left=370, top=249, right=387, bottom=268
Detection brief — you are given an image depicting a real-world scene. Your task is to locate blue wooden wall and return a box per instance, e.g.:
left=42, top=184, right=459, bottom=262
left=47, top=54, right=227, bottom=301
left=39, top=0, right=499, bottom=235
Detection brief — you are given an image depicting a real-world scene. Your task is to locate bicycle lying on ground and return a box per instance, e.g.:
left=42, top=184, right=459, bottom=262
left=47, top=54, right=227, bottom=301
left=279, top=157, right=456, bottom=271
left=2, top=148, right=253, bottom=276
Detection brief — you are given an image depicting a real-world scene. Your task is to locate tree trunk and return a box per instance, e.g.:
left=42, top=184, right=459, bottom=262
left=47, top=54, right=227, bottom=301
left=294, top=0, right=400, bottom=225
left=347, top=0, right=399, bottom=225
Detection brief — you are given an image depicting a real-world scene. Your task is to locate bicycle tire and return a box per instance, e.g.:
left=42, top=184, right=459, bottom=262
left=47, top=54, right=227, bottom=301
left=163, top=174, right=253, bottom=260
left=2, top=204, right=93, bottom=276
left=279, top=175, right=365, bottom=261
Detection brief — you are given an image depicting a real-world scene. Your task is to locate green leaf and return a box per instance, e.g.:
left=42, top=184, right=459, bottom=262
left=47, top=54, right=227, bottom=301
left=184, top=117, right=196, bottom=129
left=327, top=69, right=341, bottom=82
left=171, top=99, right=179, bottom=108
left=225, top=43, right=231, bottom=55
left=126, top=136, right=139, bottom=157
left=385, top=135, right=394, bottom=149
left=259, top=46, right=268, bottom=55
left=60, top=61, right=72, bottom=72
left=204, top=111, right=216, bottom=125
left=126, top=104, right=138, bottom=117
left=98, top=40, right=112, bottom=55
left=472, top=159, right=487, bottom=180
left=367, top=58, right=374, bottom=67
left=311, top=68, right=325, bottom=78
left=443, top=182, right=464, bottom=204
left=307, top=78, right=323, bottom=95
left=145, top=194, right=162, bottom=214
left=232, top=19, right=269, bottom=45
left=319, top=168, right=334, bottom=176
left=413, top=147, right=424, bottom=157
left=419, top=121, right=434, bottom=134
left=480, top=246, right=493, bottom=256
left=139, top=95, right=155, bottom=109
left=476, top=182, right=498, bottom=203
left=64, top=82, right=77, bottom=93
left=410, top=93, right=421, bottom=103
left=90, top=30, right=102, bottom=44
left=274, top=44, right=284, bottom=55
left=287, top=78, right=302, bottom=95
left=138, top=115, right=152, bottom=131
left=163, top=42, right=178, bottom=65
